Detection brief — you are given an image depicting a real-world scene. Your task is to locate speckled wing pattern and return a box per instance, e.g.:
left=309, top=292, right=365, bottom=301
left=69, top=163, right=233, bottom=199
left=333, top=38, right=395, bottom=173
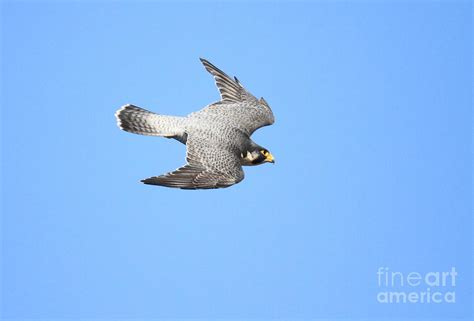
left=199, top=58, right=275, bottom=135
left=134, top=58, right=274, bottom=189
left=141, top=134, right=244, bottom=189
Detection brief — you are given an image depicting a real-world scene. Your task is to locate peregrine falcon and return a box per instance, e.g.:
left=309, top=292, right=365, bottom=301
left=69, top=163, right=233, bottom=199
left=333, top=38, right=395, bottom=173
left=115, top=58, right=275, bottom=189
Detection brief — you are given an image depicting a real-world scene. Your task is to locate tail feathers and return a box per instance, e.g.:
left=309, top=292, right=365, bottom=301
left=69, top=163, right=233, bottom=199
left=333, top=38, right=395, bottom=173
left=115, top=104, right=185, bottom=138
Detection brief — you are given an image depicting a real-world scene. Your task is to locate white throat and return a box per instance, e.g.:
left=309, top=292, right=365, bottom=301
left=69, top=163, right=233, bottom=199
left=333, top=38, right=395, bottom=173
left=240, top=151, right=260, bottom=166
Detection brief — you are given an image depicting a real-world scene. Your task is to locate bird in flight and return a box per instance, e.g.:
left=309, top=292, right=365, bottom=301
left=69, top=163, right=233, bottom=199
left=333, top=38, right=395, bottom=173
left=115, top=58, right=275, bottom=189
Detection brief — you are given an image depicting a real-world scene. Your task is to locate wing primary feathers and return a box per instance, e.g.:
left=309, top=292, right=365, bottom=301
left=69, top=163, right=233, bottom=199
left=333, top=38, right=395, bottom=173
left=199, top=58, right=254, bottom=103
left=141, top=164, right=240, bottom=189
left=116, top=58, right=274, bottom=190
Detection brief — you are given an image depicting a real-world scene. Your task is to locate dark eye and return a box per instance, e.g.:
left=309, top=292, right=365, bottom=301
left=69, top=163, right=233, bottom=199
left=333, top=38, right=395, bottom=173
left=262, top=150, right=268, bottom=156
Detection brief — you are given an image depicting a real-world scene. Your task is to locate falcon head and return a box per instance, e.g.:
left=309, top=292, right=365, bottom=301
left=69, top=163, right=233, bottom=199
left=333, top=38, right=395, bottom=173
left=241, top=146, right=275, bottom=166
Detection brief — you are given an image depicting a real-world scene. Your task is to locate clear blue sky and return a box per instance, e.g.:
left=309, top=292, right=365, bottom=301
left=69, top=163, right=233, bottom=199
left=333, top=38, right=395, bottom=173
left=1, top=1, right=472, bottom=320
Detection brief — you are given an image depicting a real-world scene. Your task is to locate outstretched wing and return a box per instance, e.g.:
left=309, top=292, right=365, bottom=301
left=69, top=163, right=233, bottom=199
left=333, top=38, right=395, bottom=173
left=200, top=58, right=257, bottom=103
left=141, top=134, right=244, bottom=189
left=199, top=58, right=275, bottom=135
left=141, top=164, right=239, bottom=189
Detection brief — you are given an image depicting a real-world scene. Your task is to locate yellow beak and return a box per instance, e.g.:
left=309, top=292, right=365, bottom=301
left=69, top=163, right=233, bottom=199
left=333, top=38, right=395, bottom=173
left=265, top=153, right=275, bottom=164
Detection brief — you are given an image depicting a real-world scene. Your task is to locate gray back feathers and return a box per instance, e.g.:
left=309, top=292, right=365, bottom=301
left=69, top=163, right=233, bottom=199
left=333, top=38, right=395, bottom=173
left=115, top=58, right=275, bottom=189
